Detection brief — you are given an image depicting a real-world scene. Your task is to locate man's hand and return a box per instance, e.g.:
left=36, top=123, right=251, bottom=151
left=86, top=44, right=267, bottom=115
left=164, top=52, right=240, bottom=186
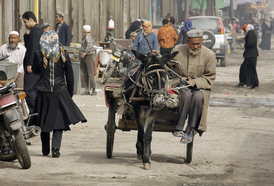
left=186, top=79, right=196, bottom=87
left=27, top=65, right=32, bottom=73
left=80, top=53, right=86, bottom=59
left=132, top=56, right=136, bottom=61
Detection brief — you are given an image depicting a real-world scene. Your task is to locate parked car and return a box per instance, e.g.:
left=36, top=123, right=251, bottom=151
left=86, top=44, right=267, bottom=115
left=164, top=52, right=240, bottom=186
left=189, top=16, right=228, bottom=67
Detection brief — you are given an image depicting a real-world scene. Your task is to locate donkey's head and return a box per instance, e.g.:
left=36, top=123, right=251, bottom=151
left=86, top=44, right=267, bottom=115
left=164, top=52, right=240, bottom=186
left=132, top=50, right=179, bottom=109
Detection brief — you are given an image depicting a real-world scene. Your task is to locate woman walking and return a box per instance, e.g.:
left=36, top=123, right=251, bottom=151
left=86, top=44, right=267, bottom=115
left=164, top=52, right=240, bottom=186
left=259, top=18, right=272, bottom=50
left=237, top=24, right=259, bottom=89
left=33, top=30, right=87, bottom=158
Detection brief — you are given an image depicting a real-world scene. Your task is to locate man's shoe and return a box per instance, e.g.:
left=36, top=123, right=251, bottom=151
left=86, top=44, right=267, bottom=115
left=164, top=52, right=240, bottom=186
left=81, top=91, right=90, bottom=95
left=52, top=148, right=60, bottom=158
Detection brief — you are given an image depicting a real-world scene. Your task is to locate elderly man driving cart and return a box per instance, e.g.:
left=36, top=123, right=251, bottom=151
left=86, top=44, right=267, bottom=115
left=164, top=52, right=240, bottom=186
left=170, top=29, right=216, bottom=144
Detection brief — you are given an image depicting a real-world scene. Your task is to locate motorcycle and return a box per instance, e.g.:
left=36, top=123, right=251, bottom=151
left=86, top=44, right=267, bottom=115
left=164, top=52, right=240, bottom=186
left=100, top=37, right=132, bottom=84
left=0, top=55, right=41, bottom=169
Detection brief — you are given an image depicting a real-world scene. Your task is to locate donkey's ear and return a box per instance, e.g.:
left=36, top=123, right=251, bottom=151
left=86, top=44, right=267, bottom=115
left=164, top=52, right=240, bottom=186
left=160, top=51, right=179, bottom=64
left=132, top=50, right=147, bottom=64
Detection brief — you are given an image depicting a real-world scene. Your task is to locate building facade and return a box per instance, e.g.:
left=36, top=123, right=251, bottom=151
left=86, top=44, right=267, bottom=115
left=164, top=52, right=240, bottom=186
left=0, top=0, right=150, bottom=45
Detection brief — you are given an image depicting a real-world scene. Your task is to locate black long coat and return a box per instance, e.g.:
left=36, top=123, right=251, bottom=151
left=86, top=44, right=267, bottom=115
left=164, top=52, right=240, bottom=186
left=33, top=50, right=87, bottom=132
left=243, top=30, right=259, bottom=58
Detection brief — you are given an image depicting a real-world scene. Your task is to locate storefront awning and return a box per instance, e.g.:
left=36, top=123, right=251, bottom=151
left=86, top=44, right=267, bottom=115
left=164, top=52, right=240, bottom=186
left=223, top=0, right=265, bottom=5
left=182, top=0, right=229, bottom=9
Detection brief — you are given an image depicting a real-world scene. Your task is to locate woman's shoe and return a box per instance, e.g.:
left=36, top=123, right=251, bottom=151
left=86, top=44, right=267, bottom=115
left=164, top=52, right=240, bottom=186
left=52, top=148, right=60, bottom=158
left=250, top=86, right=257, bottom=89
left=236, top=83, right=244, bottom=87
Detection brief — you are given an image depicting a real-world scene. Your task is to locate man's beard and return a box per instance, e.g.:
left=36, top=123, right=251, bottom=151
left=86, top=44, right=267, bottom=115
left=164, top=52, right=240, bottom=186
left=187, top=44, right=201, bottom=56
left=9, top=43, right=18, bottom=49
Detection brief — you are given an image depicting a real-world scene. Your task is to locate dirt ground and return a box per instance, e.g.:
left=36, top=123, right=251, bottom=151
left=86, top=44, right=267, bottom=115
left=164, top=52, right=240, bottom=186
left=0, top=42, right=274, bottom=186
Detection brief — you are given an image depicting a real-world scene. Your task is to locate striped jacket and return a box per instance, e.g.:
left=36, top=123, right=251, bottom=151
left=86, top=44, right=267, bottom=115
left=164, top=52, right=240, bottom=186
left=81, top=33, right=95, bottom=55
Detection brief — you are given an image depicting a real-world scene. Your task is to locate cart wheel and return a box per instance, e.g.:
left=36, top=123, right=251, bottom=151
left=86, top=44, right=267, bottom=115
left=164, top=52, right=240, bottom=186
left=101, top=60, right=114, bottom=84
left=186, top=131, right=195, bottom=163
left=106, top=98, right=116, bottom=158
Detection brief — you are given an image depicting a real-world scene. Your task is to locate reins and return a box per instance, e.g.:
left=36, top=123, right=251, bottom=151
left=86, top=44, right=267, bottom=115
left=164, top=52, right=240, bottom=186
left=126, top=62, right=191, bottom=103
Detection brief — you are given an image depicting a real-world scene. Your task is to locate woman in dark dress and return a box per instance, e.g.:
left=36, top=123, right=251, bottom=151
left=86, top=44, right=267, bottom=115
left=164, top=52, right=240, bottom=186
left=259, top=18, right=272, bottom=50
left=33, top=30, right=87, bottom=158
left=237, top=24, right=259, bottom=89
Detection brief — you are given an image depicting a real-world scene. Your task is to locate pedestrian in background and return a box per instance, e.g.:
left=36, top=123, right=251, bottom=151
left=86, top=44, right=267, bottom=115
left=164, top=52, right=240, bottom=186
left=237, top=24, right=259, bottom=89
left=177, top=18, right=195, bottom=45
left=22, top=11, right=43, bottom=114
left=270, top=17, right=274, bottom=33
left=157, top=19, right=178, bottom=56
left=0, top=31, right=26, bottom=88
left=55, top=12, right=71, bottom=46
left=132, top=20, right=158, bottom=62
left=32, top=31, right=87, bottom=158
left=41, top=22, right=51, bottom=33
left=229, top=18, right=238, bottom=52
left=125, top=19, right=141, bottom=39
left=259, top=18, right=272, bottom=50
left=168, top=16, right=177, bottom=34
left=80, top=25, right=97, bottom=95
left=252, top=18, right=259, bottom=39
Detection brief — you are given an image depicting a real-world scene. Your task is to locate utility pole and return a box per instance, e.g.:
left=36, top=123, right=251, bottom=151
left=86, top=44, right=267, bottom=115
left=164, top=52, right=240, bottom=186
left=230, top=0, right=234, bottom=18
left=177, top=0, right=183, bottom=22
left=206, top=0, right=215, bottom=16
left=185, top=0, right=189, bottom=21
left=151, top=0, right=156, bottom=25
left=201, top=0, right=205, bottom=16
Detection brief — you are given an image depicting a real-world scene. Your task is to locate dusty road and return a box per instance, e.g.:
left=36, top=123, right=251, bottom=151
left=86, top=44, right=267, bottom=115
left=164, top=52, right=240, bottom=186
left=0, top=44, right=274, bottom=186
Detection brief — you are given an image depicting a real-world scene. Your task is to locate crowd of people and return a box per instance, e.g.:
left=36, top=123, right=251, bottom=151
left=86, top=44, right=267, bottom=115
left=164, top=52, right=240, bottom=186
left=0, top=10, right=270, bottom=155
left=225, top=15, right=273, bottom=51
left=224, top=15, right=273, bottom=89
left=125, top=12, right=274, bottom=143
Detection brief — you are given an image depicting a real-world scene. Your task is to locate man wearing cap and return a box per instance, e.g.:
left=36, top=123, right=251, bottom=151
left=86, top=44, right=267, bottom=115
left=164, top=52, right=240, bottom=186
left=22, top=11, right=43, bottom=114
left=170, top=29, right=216, bottom=144
left=0, top=31, right=26, bottom=88
left=55, top=12, right=71, bottom=46
left=80, top=25, right=96, bottom=95
left=41, top=22, right=51, bottom=32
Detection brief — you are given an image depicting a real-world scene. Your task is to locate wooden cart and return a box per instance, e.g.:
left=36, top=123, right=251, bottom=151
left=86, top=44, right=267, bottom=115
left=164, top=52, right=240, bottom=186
left=104, top=85, right=195, bottom=163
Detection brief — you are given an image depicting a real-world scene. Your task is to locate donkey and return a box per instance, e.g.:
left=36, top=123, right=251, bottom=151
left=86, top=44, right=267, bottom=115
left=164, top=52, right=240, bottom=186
left=123, top=50, right=178, bottom=169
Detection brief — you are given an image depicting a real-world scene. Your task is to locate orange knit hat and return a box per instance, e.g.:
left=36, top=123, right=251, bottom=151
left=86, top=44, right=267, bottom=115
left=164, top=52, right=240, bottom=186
left=241, top=24, right=248, bottom=32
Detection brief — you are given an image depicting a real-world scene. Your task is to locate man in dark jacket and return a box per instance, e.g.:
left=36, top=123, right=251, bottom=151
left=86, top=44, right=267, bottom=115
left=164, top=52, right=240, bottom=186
left=22, top=11, right=43, bottom=114
left=55, top=12, right=71, bottom=46
left=125, top=19, right=141, bottom=39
